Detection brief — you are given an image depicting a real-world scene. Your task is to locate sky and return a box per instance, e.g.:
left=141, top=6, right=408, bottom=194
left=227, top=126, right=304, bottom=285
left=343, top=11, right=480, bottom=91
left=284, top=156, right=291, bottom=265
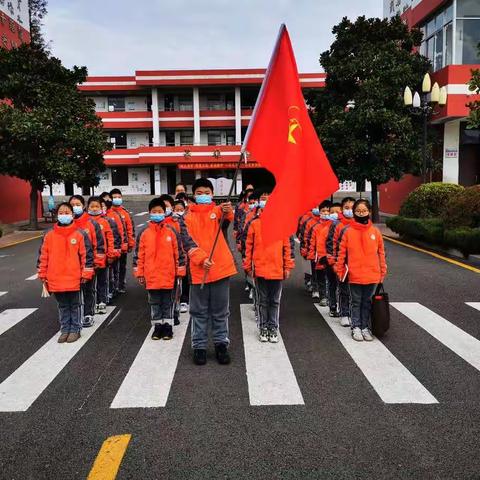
left=43, top=0, right=382, bottom=76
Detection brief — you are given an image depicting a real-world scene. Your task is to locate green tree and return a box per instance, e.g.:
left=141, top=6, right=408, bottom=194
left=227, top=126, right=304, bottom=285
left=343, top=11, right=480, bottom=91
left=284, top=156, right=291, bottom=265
left=0, top=44, right=108, bottom=229
left=466, top=44, right=480, bottom=129
left=308, top=15, right=431, bottom=221
left=28, top=0, right=48, bottom=48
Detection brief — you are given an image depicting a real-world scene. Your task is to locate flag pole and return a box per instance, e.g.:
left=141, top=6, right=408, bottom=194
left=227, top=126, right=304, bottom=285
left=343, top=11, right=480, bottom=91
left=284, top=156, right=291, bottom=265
left=200, top=150, right=246, bottom=289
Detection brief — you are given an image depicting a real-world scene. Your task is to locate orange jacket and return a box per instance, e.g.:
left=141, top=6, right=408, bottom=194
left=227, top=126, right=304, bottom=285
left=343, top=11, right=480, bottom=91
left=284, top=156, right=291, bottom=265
left=330, top=215, right=354, bottom=264
left=180, top=203, right=237, bottom=285
left=243, top=216, right=295, bottom=280
left=106, top=209, right=128, bottom=252
left=37, top=223, right=94, bottom=292
left=74, top=212, right=105, bottom=269
left=112, top=205, right=135, bottom=250
left=88, top=214, right=118, bottom=264
left=336, top=221, right=387, bottom=285
left=165, top=215, right=181, bottom=233
left=301, top=217, right=325, bottom=258
left=236, top=208, right=258, bottom=253
left=133, top=221, right=186, bottom=290
left=308, top=220, right=332, bottom=267
left=296, top=212, right=313, bottom=240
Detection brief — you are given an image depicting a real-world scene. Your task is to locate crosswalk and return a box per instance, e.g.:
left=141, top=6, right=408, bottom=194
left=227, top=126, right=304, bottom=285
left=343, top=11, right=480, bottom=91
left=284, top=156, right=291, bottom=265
left=134, top=211, right=148, bottom=217
left=0, top=292, right=6, bottom=297
left=0, top=301, right=480, bottom=412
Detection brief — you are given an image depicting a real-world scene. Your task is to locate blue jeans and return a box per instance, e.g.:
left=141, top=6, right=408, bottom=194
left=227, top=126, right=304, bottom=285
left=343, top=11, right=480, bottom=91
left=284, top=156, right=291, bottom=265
left=148, top=289, right=174, bottom=325
left=190, top=277, right=230, bottom=349
left=349, top=283, right=377, bottom=330
left=55, top=291, right=82, bottom=334
left=256, top=278, right=283, bottom=330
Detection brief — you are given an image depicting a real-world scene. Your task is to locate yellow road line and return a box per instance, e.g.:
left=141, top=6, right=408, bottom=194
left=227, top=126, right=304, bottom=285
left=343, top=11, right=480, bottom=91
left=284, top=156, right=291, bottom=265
left=0, top=234, right=43, bottom=249
left=383, top=236, right=480, bottom=274
left=87, top=434, right=131, bottom=480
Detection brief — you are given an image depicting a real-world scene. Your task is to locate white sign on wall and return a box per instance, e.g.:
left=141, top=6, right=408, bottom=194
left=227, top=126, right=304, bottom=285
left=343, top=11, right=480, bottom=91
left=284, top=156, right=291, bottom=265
left=445, top=148, right=458, bottom=158
left=383, top=0, right=421, bottom=19
left=0, top=0, right=30, bottom=31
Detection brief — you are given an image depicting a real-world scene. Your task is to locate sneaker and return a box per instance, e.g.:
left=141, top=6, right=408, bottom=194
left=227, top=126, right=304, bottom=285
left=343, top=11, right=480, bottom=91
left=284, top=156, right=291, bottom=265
left=118, top=288, right=126, bottom=294
left=352, top=327, right=363, bottom=342
left=244, top=284, right=250, bottom=291
left=82, top=315, right=95, bottom=328
left=248, top=289, right=254, bottom=300
left=268, top=329, right=279, bottom=343
left=66, top=332, right=80, bottom=343
left=180, top=302, right=188, bottom=313
left=329, top=308, right=339, bottom=317
left=361, top=328, right=374, bottom=341
left=57, top=333, right=69, bottom=343
left=312, top=291, right=320, bottom=299
left=215, top=343, right=231, bottom=365
left=174, top=313, right=180, bottom=326
left=259, top=328, right=269, bottom=342
left=319, top=298, right=328, bottom=307
left=162, top=323, right=173, bottom=340
left=193, top=348, right=207, bottom=365
left=151, top=323, right=164, bottom=340
left=97, top=302, right=107, bottom=315
left=340, top=316, right=351, bottom=327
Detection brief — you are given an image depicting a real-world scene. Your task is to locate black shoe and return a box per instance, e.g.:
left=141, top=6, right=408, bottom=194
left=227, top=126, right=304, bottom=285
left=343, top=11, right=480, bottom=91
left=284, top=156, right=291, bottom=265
left=193, top=349, right=207, bottom=365
left=151, top=323, right=164, bottom=340
left=329, top=308, right=339, bottom=317
left=162, top=323, right=173, bottom=340
left=215, top=343, right=231, bottom=365
left=174, top=312, right=180, bottom=326
left=118, top=288, right=126, bottom=294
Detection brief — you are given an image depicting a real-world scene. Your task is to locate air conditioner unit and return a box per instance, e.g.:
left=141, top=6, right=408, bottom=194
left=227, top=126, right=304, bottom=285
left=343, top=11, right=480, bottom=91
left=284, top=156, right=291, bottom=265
left=108, top=105, right=115, bottom=112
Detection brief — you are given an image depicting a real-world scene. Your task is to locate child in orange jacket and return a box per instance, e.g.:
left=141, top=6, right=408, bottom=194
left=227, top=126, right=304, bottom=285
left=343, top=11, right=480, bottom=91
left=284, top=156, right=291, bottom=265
left=243, top=199, right=295, bottom=343
left=134, top=197, right=186, bottom=341
left=37, top=203, right=94, bottom=343
left=336, top=199, right=387, bottom=342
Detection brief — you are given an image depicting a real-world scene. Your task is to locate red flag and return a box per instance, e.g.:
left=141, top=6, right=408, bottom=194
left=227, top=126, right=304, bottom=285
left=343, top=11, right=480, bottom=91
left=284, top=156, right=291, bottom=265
left=243, top=24, right=338, bottom=245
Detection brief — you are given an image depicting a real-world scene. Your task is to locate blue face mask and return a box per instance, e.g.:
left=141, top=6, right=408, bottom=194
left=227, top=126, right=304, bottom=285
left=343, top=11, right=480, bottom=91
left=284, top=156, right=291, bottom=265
left=329, top=213, right=339, bottom=221
left=112, top=197, right=123, bottom=206
left=150, top=213, right=165, bottom=223
left=58, top=214, right=73, bottom=225
left=312, top=208, right=320, bottom=216
left=196, top=194, right=213, bottom=205
left=88, top=210, right=101, bottom=216
left=249, top=202, right=258, bottom=210
left=259, top=200, right=267, bottom=209
left=343, top=209, right=353, bottom=218
left=165, top=207, right=173, bottom=216
left=320, top=214, right=329, bottom=220
left=72, top=205, right=83, bottom=216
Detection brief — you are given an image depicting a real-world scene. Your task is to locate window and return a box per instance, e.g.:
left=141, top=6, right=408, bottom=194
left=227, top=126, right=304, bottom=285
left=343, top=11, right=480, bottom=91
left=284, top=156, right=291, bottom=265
left=457, top=0, right=480, bottom=17
left=107, top=132, right=127, bottom=149
left=180, top=130, right=194, bottom=146
left=226, top=132, right=235, bottom=146
left=111, top=167, right=129, bottom=186
left=164, top=94, right=175, bottom=111
left=207, top=94, right=225, bottom=111
left=456, top=19, right=480, bottom=64
left=208, top=130, right=222, bottom=145
left=107, top=97, right=125, bottom=112
left=165, top=131, right=176, bottom=147
left=445, top=22, right=453, bottom=66
left=434, top=28, right=444, bottom=71
left=178, top=96, right=193, bottom=111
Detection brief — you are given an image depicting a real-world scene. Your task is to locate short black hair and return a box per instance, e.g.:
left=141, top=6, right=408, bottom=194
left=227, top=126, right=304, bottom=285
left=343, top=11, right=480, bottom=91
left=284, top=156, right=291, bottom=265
left=87, top=196, right=102, bottom=207
left=100, top=191, right=110, bottom=200
left=341, top=196, right=356, bottom=206
left=159, top=194, right=174, bottom=206
left=249, top=190, right=261, bottom=201
left=57, top=202, right=73, bottom=214
left=353, top=199, right=371, bottom=212
left=110, top=188, right=122, bottom=196
left=175, top=192, right=188, bottom=201
left=148, top=197, right=166, bottom=212
left=256, top=186, right=272, bottom=196
left=175, top=182, right=187, bottom=190
left=319, top=200, right=332, bottom=209
left=331, top=202, right=342, bottom=208
left=174, top=199, right=186, bottom=208
left=192, top=177, right=214, bottom=193
left=69, top=194, right=85, bottom=206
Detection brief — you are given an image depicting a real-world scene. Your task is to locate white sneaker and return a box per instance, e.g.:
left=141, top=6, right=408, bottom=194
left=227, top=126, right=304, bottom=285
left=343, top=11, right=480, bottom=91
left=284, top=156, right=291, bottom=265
left=352, top=327, right=363, bottom=341
left=180, top=302, right=188, bottom=313
left=361, top=328, right=374, bottom=341
left=249, top=289, right=254, bottom=300
left=97, top=302, right=107, bottom=315
left=319, top=298, right=328, bottom=307
left=312, top=291, right=320, bottom=299
left=259, top=328, right=269, bottom=342
left=340, top=316, right=350, bottom=327
left=268, top=329, right=279, bottom=343
left=82, top=315, right=95, bottom=328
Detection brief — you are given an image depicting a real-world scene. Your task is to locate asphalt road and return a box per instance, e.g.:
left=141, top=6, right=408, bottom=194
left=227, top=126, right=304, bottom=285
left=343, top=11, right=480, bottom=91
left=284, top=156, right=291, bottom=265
left=0, top=203, right=480, bottom=480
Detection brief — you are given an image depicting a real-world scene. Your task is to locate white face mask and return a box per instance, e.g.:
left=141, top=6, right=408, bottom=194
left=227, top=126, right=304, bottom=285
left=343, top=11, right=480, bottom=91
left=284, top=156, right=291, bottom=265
left=174, top=211, right=185, bottom=217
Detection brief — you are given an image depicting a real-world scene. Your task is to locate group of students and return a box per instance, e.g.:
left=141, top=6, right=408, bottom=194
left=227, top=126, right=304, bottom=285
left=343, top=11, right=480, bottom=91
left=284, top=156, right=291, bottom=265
left=296, top=197, right=387, bottom=341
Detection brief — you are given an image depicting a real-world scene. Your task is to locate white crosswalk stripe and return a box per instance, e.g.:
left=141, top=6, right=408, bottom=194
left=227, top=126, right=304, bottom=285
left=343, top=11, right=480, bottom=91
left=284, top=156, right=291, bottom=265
left=25, top=274, right=38, bottom=281
left=315, top=305, right=437, bottom=404
left=0, top=292, right=7, bottom=298
left=240, top=304, right=304, bottom=406
left=111, top=314, right=190, bottom=409
left=0, top=308, right=37, bottom=336
left=137, top=223, right=145, bottom=228
left=391, top=302, right=480, bottom=374
left=134, top=211, right=148, bottom=217
left=0, top=306, right=115, bottom=412
left=466, top=302, right=480, bottom=312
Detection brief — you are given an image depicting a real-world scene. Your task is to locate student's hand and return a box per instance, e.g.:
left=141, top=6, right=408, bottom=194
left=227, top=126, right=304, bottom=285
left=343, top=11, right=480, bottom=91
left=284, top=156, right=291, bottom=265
left=221, top=202, right=233, bottom=214
left=284, top=270, right=291, bottom=279
left=81, top=278, right=88, bottom=284
left=138, top=276, right=145, bottom=285
left=107, top=257, right=115, bottom=265
left=203, top=258, right=214, bottom=270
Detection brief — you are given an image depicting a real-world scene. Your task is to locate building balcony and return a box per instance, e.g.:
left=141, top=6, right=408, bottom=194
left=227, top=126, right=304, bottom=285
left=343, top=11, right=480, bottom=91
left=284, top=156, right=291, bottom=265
left=98, top=111, right=153, bottom=129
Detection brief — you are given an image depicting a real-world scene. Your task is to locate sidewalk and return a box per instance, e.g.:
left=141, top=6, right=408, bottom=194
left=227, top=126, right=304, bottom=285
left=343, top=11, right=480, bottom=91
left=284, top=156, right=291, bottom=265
left=0, top=222, right=50, bottom=248
left=375, top=223, right=399, bottom=239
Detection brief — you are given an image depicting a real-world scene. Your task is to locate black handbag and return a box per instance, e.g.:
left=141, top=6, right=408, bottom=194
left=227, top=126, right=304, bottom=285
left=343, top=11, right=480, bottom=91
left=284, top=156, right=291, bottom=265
left=371, top=283, right=390, bottom=338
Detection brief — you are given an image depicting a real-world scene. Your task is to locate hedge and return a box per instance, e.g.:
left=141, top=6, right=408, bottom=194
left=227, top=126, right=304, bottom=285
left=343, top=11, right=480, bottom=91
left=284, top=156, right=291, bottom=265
left=399, top=183, right=464, bottom=219
left=443, top=228, right=480, bottom=256
left=442, top=185, right=480, bottom=229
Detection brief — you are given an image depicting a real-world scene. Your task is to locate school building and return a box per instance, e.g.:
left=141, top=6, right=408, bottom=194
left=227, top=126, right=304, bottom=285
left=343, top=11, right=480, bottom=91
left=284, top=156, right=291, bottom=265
left=380, top=0, right=480, bottom=214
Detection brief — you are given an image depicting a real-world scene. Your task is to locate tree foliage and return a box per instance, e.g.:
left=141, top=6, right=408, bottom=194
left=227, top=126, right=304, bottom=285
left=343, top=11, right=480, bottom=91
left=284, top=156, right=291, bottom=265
left=466, top=44, right=480, bottom=129
left=308, top=15, right=432, bottom=219
left=28, top=0, right=48, bottom=48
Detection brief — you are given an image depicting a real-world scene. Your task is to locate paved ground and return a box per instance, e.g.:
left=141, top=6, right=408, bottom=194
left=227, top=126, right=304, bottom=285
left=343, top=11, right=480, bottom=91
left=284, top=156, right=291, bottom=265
left=0, top=204, right=480, bottom=479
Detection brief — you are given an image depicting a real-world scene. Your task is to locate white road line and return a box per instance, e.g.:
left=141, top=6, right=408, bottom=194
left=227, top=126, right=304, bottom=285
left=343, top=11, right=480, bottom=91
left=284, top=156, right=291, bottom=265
left=294, top=238, right=300, bottom=244
left=240, top=304, right=304, bottom=406
left=25, top=274, right=38, bottom=281
left=134, top=211, right=148, bottom=217
left=137, top=223, right=145, bottom=228
left=0, top=292, right=7, bottom=297
left=392, top=302, right=480, bottom=374
left=466, top=302, right=480, bottom=312
left=315, top=305, right=437, bottom=404
left=110, top=314, right=189, bottom=409
left=0, top=308, right=37, bottom=336
left=0, top=306, right=115, bottom=412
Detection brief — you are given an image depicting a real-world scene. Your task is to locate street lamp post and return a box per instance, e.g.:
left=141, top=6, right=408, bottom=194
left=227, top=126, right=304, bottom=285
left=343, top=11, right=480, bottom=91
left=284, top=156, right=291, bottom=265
left=404, top=73, right=448, bottom=183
